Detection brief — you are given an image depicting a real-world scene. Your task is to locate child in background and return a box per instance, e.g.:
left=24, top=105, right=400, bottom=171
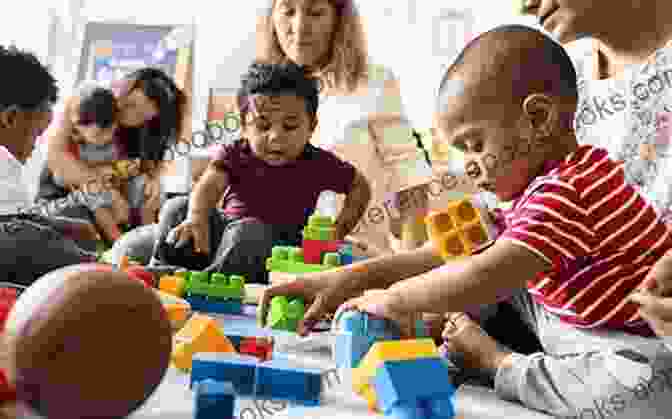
left=35, top=85, right=149, bottom=243
left=302, top=25, right=672, bottom=416
left=151, top=62, right=371, bottom=283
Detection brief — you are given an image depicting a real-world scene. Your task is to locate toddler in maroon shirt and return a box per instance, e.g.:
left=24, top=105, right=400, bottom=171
left=151, top=62, right=371, bottom=283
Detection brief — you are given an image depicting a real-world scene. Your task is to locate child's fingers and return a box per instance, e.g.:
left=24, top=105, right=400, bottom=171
left=193, top=228, right=209, bottom=255
left=630, top=292, right=672, bottom=322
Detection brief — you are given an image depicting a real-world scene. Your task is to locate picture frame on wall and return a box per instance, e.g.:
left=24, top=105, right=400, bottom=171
left=77, top=21, right=192, bottom=89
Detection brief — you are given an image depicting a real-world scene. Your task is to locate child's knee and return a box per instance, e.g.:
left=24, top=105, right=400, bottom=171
left=158, top=195, right=189, bottom=221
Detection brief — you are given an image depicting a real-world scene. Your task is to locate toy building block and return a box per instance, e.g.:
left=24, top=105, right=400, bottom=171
left=266, top=296, right=305, bottom=332
left=172, top=314, right=236, bottom=371
left=372, top=357, right=455, bottom=417
left=352, top=339, right=440, bottom=408
left=194, top=379, right=236, bottom=419
left=187, top=271, right=211, bottom=296
left=125, top=266, right=155, bottom=288
left=303, top=214, right=336, bottom=241
left=333, top=310, right=402, bottom=370
left=425, top=198, right=494, bottom=261
left=239, top=337, right=273, bottom=361
left=183, top=272, right=246, bottom=314
left=338, top=243, right=354, bottom=265
left=266, top=246, right=336, bottom=274
left=254, top=358, right=323, bottom=406
left=160, top=275, right=187, bottom=297
left=191, top=353, right=259, bottom=394
left=209, top=274, right=245, bottom=300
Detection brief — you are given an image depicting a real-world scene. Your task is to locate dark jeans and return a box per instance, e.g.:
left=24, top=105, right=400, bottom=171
left=0, top=213, right=97, bottom=286
left=152, top=196, right=284, bottom=284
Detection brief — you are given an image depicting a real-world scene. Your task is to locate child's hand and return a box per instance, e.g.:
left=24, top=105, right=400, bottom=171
left=338, top=289, right=417, bottom=337
left=165, top=218, right=210, bottom=255
left=639, top=252, right=672, bottom=296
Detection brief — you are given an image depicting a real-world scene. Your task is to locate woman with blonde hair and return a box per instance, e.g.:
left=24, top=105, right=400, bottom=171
left=252, top=0, right=434, bottom=255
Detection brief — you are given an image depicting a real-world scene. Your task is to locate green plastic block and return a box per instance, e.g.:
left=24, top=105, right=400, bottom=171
left=303, top=226, right=334, bottom=241
left=323, top=252, right=340, bottom=267
left=288, top=247, right=304, bottom=263
left=188, top=271, right=210, bottom=296
left=307, top=214, right=334, bottom=227
left=265, top=257, right=334, bottom=274
left=209, top=273, right=244, bottom=300
left=267, top=296, right=305, bottom=332
left=272, top=246, right=290, bottom=259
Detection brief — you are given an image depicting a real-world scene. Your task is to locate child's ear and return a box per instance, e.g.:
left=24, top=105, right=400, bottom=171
left=521, top=94, right=557, bottom=139
left=0, top=106, right=19, bottom=129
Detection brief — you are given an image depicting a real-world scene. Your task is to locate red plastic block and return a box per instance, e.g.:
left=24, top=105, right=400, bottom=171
left=302, top=239, right=341, bottom=264
left=239, top=337, right=273, bottom=361
left=125, top=266, right=155, bottom=288
left=0, top=369, right=16, bottom=403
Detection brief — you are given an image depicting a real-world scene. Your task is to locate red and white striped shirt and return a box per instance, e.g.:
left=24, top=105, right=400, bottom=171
left=501, top=145, right=672, bottom=335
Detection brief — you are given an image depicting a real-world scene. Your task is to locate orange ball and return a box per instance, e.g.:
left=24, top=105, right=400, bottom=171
left=3, top=263, right=172, bottom=419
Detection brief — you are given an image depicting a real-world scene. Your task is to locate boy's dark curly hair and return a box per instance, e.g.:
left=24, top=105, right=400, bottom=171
left=236, top=62, right=319, bottom=124
left=0, top=45, right=58, bottom=110
left=77, top=86, right=117, bottom=128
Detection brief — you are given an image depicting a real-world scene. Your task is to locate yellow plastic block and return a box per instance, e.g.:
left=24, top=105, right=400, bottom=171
left=172, top=314, right=236, bottom=371
left=160, top=275, right=187, bottom=297
left=425, top=198, right=491, bottom=260
left=352, top=339, right=440, bottom=407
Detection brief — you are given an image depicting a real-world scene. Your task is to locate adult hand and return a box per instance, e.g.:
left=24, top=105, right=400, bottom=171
left=165, top=217, right=210, bottom=255
left=258, top=268, right=361, bottom=335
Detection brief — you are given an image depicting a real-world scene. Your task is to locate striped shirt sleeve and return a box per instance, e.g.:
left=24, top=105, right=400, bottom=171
left=500, top=181, right=593, bottom=267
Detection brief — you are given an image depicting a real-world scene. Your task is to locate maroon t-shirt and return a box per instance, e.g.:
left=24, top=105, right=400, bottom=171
left=212, top=139, right=356, bottom=228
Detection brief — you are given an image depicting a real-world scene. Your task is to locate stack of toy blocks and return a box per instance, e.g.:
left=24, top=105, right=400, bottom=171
left=190, top=352, right=323, bottom=406
left=266, top=245, right=340, bottom=275
left=301, top=214, right=341, bottom=263
left=352, top=339, right=456, bottom=418
left=424, top=198, right=496, bottom=261
left=172, top=314, right=237, bottom=371
left=266, top=296, right=305, bottom=332
left=159, top=271, right=245, bottom=315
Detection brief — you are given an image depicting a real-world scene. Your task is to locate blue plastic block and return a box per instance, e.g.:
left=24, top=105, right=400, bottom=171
left=186, top=295, right=208, bottom=312
left=191, top=353, right=258, bottom=395
left=426, top=396, right=455, bottom=419
left=202, top=299, right=243, bottom=315
left=254, top=359, right=323, bottom=406
left=335, top=311, right=402, bottom=369
left=389, top=403, right=427, bottom=419
left=194, top=380, right=236, bottom=419
left=372, top=358, right=455, bottom=415
left=334, top=333, right=376, bottom=369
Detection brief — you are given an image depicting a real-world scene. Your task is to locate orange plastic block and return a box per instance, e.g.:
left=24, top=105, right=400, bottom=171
left=160, top=275, right=187, bottom=297
left=352, top=339, right=440, bottom=409
left=172, top=314, right=236, bottom=371
left=425, top=198, right=492, bottom=260
left=165, top=303, right=190, bottom=326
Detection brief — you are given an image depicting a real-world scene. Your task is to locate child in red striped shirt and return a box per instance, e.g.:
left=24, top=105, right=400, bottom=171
left=335, top=25, right=672, bottom=417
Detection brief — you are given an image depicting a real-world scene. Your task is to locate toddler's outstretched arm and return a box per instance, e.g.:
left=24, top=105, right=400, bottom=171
left=334, top=169, right=371, bottom=240
left=391, top=240, right=550, bottom=313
